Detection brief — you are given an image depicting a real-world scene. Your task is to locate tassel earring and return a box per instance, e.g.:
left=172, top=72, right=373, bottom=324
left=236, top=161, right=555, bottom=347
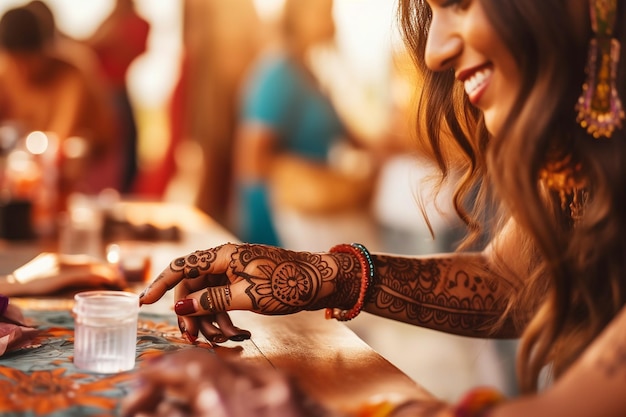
left=576, top=0, right=625, bottom=139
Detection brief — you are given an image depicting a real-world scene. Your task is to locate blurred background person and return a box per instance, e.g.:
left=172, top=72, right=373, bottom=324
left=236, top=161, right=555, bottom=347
left=85, top=0, right=150, bottom=194
left=25, top=0, right=102, bottom=81
left=134, top=0, right=262, bottom=228
left=180, top=0, right=261, bottom=225
left=232, top=0, right=379, bottom=250
left=24, top=0, right=123, bottom=195
left=0, top=6, right=118, bottom=233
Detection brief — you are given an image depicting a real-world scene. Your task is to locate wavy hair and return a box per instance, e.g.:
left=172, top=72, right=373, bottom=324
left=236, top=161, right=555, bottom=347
left=398, top=0, right=626, bottom=393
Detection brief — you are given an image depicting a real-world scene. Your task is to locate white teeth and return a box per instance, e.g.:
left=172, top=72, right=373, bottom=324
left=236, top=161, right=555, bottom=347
left=464, top=68, right=492, bottom=96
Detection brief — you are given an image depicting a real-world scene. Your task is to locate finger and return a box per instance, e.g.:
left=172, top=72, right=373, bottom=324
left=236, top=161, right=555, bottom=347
left=175, top=286, right=231, bottom=316
left=177, top=316, right=199, bottom=344
left=140, top=244, right=235, bottom=305
left=198, top=319, right=228, bottom=344
left=214, top=313, right=251, bottom=342
left=175, top=286, right=251, bottom=342
left=173, top=274, right=210, bottom=341
left=174, top=282, right=253, bottom=317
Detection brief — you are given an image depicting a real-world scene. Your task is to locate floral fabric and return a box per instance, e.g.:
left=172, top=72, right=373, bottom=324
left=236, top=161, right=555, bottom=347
left=0, top=307, right=212, bottom=416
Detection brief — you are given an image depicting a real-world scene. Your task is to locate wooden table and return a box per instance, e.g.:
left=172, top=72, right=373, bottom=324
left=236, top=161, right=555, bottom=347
left=0, top=201, right=432, bottom=416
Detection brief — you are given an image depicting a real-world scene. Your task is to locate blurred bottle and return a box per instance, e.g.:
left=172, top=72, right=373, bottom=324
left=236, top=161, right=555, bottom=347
left=0, top=127, right=59, bottom=240
left=58, top=193, right=104, bottom=260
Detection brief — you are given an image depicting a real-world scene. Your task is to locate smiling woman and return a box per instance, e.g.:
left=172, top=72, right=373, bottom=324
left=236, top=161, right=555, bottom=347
left=423, top=0, right=520, bottom=136
left=128, top=0, right=626, bottom=415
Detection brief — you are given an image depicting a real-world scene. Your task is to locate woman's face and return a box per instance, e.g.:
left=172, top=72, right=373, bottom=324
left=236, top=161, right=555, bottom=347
left=423, top=0, right=520, bottom=135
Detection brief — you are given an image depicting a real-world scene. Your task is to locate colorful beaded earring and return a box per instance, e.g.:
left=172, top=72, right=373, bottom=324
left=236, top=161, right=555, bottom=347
left=576, top=0, right=625, bottom=139
left=539, top=151, right=588, bottom=224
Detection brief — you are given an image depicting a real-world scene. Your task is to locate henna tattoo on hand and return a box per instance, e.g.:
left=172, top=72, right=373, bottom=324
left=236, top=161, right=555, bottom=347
left=151, top=271, right=175, bottom=291
left=200, top=286, right=231, bottom=313
left=230, top=245, right=334, bottom=314
left=170, top=248, right=221, bottom=278
left=309, top=251, right=361, bottom=311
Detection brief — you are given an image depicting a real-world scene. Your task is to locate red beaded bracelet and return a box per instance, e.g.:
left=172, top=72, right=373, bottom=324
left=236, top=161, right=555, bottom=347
left=325, top=243, right=374, bottom=321
left=453, top=387, right=505, bottom=417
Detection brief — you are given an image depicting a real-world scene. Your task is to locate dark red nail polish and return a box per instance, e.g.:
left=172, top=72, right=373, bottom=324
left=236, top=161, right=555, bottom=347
left=183, top=331, right=197, bottom=343
left=229, top=333, right=251, bottom=342
left=175, top=299, right=196, bottom=315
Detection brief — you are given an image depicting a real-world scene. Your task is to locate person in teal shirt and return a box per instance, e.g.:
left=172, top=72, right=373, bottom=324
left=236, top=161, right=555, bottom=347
left=233, top=0, right=346, bottom=246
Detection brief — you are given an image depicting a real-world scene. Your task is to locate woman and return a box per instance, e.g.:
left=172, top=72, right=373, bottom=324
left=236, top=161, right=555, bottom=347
left=232, top=0, right=375, bottom=248
left=130, top=0, right=626, bottom=416
left=85, top=0, right=150, bottom=193
left=0, top=7, right=119, bottom=214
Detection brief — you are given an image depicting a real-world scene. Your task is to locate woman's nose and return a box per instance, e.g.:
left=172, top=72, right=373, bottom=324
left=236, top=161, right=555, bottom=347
left=424, top=15, right=462, bottom=72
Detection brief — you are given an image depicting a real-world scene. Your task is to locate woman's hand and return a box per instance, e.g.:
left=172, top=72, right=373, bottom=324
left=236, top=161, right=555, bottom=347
left=121, top=348, right=332, bottom=417
left=139, top=244, right=360, bottom=343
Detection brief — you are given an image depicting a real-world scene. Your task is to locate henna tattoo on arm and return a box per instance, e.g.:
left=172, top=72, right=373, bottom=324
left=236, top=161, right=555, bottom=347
left=366, top=253, right=516, bottom=337
left=597, top=343, right=626, bottom=379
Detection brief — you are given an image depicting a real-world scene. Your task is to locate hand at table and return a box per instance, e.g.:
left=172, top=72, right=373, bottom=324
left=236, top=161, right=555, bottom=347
left=121, top=347, right=333, bottom=417
left=139, top=243, right=360, bottom=343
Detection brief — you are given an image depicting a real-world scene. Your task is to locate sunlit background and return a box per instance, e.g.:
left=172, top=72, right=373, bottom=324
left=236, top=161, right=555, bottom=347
left=0, top=0, right=519, bottom=400
left=0, top=0, right=400, bottom=170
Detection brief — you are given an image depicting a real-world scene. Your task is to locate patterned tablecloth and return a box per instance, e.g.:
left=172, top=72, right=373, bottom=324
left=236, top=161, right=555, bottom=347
left=0, top=305, right=210, bottom=417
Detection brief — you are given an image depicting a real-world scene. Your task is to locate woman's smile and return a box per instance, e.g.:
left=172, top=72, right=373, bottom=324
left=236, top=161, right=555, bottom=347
left=457, top=64, right=494, bottom=105
left=425, top=0, right=520, bottom=135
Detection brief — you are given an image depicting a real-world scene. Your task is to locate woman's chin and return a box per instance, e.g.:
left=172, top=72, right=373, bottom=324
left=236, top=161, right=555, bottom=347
left=482, top=110, right=500, bottom=137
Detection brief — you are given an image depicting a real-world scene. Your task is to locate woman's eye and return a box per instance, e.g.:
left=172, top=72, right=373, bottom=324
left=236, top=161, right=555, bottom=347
left=440, top=0, right=470, bottom=10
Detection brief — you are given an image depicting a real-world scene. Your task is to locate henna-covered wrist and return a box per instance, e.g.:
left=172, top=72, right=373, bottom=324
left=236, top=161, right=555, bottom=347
left=307, top=253, right=361, bottom=311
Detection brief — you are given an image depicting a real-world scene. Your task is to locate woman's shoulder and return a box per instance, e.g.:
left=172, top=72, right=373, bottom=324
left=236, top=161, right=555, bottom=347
left=242, top=50, right=299, bottom=103
left=482, top=216, right=534, bottom=284
left=251, top=51, right=297, bottom=81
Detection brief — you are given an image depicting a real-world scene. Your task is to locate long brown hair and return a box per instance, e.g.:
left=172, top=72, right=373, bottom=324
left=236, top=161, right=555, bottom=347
left=399, top=0, right=626, bottom=393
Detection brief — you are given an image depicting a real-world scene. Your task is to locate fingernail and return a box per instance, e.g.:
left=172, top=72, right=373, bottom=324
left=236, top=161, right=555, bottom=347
left=174, top=299, right=196, bottom=315
left=229, top=328, right=251, bottom=341
left=229, top=332, right=251, bottom=342
left=177, top=318, right=186, bottom=334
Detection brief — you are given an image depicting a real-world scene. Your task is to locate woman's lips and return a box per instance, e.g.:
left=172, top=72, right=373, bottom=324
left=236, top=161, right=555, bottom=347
left=459, top=66, right=493, bottom=105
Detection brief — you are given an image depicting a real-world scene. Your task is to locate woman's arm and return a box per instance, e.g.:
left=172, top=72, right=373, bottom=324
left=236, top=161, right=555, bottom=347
left=269, top=152, right=374, bottom=214
left=234, top=122, right=375, bottom=215
left=141, top=244, right=520, bottom=342
left=363, top=216, right=525, bottom=338
left=488, top=304, right=626, bottom=417
left=365, top=251, right=518, bottom=338
left=233, top=122, right=277, bottom=182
